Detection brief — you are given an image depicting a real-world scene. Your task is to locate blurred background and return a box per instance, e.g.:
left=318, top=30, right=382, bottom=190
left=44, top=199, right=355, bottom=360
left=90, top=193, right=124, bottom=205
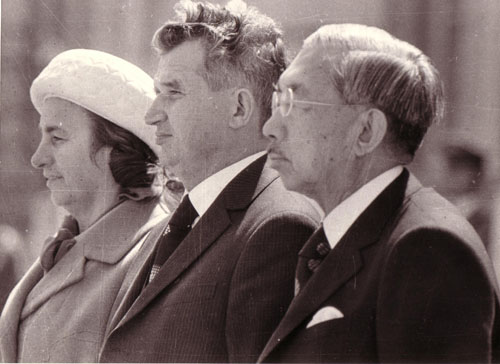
left=2, top=0, right=500, bottom=290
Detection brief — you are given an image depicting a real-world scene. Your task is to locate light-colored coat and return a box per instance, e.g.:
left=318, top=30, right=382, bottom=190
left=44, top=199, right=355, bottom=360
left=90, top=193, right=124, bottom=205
left=0, top=198, right=168, bottom=363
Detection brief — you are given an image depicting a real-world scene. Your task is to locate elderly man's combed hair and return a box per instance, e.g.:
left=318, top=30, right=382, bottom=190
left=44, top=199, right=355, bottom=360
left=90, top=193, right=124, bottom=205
left=304, top=24, right=444, bottom=157
left=152, top=0, right=287, bottom=123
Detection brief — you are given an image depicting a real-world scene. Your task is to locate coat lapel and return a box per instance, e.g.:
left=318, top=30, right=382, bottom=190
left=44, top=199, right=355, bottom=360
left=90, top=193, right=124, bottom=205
left=115, top=155, right=278, bottom=328
left=259, top=169, right=417, bottom=361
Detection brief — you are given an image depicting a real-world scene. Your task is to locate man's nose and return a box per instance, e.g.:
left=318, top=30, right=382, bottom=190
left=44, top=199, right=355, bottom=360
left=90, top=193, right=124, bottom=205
left=262, top=112, right=284, bottom=141
left=145, top=97, right=166, bottom=126
left=31, top=140, right=52, bottom=169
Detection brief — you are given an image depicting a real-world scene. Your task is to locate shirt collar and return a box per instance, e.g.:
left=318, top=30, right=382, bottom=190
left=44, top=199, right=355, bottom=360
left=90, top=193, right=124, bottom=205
left=323, top=166, right=404, bottom=250
left=188, top=151, right=266, bottom=218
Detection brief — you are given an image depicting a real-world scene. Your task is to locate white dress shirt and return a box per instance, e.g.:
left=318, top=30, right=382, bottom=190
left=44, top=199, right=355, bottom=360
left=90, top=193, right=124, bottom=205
left=323, top=166, right=404, bottom=250
left=188, top=151, right=266, bottom=220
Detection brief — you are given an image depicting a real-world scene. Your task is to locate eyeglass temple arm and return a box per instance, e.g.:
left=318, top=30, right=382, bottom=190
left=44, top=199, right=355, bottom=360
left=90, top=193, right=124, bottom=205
left=293, top=99, right=339, bottom=107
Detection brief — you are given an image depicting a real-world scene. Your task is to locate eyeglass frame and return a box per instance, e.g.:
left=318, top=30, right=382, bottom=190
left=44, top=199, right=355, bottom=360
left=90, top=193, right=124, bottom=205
left=272, top=86, right=345, bottom=117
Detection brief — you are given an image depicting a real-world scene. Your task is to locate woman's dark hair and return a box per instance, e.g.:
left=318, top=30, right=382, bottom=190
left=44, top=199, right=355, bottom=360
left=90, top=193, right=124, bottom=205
left=88, top=112, right=163, bottom=200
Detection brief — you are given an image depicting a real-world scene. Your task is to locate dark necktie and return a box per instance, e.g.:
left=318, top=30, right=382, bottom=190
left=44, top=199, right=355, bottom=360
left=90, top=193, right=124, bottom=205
left=148, top=195, right=198, bottom=283
left=40, top=215, right=79, bottom=273
left=295, top=226, right=330, bottom=295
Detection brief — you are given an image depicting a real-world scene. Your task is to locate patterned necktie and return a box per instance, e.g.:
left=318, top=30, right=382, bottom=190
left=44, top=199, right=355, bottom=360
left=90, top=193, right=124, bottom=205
left=148, top=195, right=198, bottom=283
left=40, top=215, right=79, bottom=273
left=295, top=226, right=330, bottom=295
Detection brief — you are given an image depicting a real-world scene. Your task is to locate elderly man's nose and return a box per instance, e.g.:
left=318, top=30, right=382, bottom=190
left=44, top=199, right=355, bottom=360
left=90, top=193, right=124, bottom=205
left=263, top=112, right=283, bottom=141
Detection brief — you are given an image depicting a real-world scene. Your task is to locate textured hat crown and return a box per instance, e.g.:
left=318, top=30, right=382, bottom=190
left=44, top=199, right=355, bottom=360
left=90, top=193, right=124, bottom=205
left=30, top=49, right=159, bottom=154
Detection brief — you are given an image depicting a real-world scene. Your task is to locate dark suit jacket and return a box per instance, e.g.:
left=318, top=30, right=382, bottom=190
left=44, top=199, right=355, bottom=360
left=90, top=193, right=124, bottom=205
left=259, top=169, right=500, bottom=363
left=99, top=155, right=320, bottom=363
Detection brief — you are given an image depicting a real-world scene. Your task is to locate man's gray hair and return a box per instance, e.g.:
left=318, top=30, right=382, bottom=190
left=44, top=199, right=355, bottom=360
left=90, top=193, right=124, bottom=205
left=152, top=0, right=287, bottom=125
left=304, top=24, right=444, bottom=157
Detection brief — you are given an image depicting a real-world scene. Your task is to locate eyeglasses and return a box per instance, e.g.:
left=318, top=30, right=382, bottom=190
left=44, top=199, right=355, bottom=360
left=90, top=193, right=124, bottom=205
left=272, top=87, right=342, bottom=117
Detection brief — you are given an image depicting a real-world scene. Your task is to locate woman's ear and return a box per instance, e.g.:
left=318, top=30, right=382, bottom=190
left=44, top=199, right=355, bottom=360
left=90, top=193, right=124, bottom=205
left=229, top=88, right=255, bottom=129
left=94, top=145, right=113, bottom=171
left=353, top=108, right=387, bottom=157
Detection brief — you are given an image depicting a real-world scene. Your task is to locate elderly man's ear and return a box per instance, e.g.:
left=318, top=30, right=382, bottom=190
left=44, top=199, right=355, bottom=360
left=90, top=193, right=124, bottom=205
left=229, top=88, right=255, bottom=129
left=353, top=108, right=388, bottom=157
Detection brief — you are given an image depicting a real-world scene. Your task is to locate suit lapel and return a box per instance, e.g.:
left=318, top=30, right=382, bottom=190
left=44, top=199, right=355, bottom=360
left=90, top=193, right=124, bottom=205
left=259, top=169, right=415, bottom=361
left=0, top=262, right=44, bottom=362
left=118, top=200, right=232, bottom=325
left=115, top=155, right=277, bottom=328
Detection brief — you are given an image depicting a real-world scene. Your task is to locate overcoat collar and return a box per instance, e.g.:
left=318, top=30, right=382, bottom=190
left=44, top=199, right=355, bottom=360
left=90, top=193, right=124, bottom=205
left=0, top=198, right=165, bottom=362
left=258, top=169, right=421, bottom=361
left=114, top=155, right=277, bottom=329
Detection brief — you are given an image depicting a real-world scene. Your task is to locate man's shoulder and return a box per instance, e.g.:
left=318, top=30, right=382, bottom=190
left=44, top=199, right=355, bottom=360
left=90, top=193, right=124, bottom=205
left=387, top=186, right=487, bottom=261
left=249, top=170, right=321, bottom=224
left=401, top=186, right=478, bottom=237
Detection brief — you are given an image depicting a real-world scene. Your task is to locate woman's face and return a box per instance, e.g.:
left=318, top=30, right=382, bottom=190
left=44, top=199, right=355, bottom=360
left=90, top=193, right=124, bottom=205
left=31, top=97, right=117, bottom=216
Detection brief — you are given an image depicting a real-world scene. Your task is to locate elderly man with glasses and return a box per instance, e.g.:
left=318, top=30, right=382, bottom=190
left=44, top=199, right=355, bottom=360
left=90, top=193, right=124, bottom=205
left=258, top=24, right=500, bottom=363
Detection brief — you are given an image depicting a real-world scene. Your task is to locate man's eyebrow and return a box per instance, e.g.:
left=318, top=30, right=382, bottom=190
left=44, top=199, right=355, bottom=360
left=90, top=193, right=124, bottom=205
left=287, top=82, right=301, bottom=92
left=155, top=79, right=182, bottom=91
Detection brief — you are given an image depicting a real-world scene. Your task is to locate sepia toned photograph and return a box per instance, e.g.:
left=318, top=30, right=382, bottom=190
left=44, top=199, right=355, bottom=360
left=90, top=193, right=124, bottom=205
left=1, top=0, right=500, bottom=362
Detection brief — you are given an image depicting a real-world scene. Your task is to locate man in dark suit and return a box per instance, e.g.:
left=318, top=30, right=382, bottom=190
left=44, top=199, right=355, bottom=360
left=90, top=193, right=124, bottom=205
left=99, top=1, right=320, bottom=362
left=260, top=23, right=500, bottom=363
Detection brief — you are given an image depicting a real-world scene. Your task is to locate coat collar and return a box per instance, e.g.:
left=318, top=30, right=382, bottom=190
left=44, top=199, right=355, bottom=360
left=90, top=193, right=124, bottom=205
left=259, top=169, right=421, bottom=361
left=114, top=155, right=278, bottom=328
left=82, top=198, right=167, bottom=263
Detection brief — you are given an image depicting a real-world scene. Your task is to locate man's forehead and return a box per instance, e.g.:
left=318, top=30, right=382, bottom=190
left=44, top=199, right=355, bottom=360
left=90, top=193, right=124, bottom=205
left=279, top=48, right=327, bottom=90
left=155, top=41, right=206, bottom=79
left=154, top=57, right=204, bottom=87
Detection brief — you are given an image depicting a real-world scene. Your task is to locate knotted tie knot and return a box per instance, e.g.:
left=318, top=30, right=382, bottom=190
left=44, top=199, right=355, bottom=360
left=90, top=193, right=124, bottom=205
left=295, top=226, right=330, bottom=295
left=40, top=215, right=79, bottom=273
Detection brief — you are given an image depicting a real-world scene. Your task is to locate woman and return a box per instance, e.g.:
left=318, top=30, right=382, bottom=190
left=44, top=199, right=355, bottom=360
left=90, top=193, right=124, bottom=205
left=0, top=49, right=177, bottom=362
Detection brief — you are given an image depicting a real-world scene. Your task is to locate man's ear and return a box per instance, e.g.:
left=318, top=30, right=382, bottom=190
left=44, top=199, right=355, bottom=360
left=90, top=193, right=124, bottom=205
left=229, top=88, right=255, bottom=129
left=353, top=108, right=387, bottom=156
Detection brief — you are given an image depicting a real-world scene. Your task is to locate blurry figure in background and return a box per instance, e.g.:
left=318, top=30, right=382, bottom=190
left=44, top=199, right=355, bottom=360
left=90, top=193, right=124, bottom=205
left=0, top=225, right=26, bottom=312
left=259, top=24, right=500, bottom=363
left=437, top=143, right=491, bottom=243
left=0, top=49, right=173, bottom=362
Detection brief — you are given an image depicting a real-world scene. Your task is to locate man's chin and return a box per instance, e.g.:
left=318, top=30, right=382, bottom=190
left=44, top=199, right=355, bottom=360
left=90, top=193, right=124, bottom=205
left=159, top=154, right=179, bottom=170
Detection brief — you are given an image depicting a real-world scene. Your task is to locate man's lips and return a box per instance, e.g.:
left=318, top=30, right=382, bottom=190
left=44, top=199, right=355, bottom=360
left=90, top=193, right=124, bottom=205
left=266, top=147, right=287, bottom=161
left=155, top=132, right=172, bottom=144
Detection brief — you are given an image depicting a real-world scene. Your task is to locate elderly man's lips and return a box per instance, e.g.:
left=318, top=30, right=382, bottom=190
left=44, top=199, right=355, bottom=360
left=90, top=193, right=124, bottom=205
left=155, top=133, right=172, bottom=144
left=267, top=150, right=288, bottom=161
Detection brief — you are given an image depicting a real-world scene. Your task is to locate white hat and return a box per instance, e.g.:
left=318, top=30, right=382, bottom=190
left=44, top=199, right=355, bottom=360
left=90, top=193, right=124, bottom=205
left=30, top=49, right=159, bottom=155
